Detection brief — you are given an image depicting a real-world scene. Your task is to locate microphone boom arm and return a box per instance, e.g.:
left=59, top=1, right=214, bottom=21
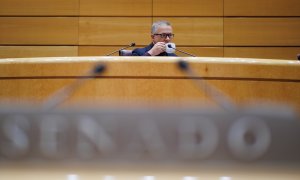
left=168, top=44, right=196, bottom=57
left=174, top=48, right=196, bottom=57
left=106, top=43, right=135, bottom=56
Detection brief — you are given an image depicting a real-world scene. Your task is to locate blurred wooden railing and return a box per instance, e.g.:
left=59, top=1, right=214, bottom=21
left=0, top=56, right=299, bottom=112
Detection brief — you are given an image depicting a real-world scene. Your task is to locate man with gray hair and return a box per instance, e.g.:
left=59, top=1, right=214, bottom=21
left=132, top=20, right=177, bottom=56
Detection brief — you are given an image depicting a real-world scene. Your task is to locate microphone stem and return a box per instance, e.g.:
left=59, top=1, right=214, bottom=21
left=177, top=60, right=236, bottom=112
left=106, top=46, right=129, bottom=56
left=43, top=77, right=87, bottom=110
left=173, top=48, right=196, bottom=57
left=43, top=64, right=106, bottom=110
left=187, top=68, right=236, bottom=111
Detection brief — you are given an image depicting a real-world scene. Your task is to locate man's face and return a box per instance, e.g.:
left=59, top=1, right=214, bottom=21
left=151, top=25, right=173, bottom=44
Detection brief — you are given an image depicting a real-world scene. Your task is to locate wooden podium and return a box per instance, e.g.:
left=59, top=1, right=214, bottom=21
left=0, top=56, right=300, bottom=180
left=0, top=56, right=299, bottom=111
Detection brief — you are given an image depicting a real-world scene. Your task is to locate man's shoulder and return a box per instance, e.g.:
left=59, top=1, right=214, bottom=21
left=132, top=47, right=147, bottom=54
left=132, top=44, right=152, bottom=56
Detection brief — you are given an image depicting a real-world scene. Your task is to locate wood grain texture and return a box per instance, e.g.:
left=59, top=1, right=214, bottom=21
left=80, top=0, right=151, bottom=16
left=0, top=57, right=299, bottom=113
left=224, top=47, right=300, bottom=60
left=79, top=17, right=151, bottom=46
left=0, top=17, right=78, bottom=45
left=1, top=77, right=299, bottom=110
left=0, top=46, right=78, bottom=58
left=224, top=18, right=300, bottom=46
left=224, top=0, right=300, bottom=16
left=0, top=57, right=299, bottom=79
left=153, top=17, right=223, bottom=46
left=0, top=0, right=79, bottom=16
left=153, top=0, right=223, bottom=16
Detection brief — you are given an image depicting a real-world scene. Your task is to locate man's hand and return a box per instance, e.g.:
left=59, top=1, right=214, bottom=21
left=147, top=42, right=166, bottom=56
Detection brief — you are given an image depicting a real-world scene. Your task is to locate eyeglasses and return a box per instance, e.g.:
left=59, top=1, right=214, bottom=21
left=153, top=33, right=175, bottom=39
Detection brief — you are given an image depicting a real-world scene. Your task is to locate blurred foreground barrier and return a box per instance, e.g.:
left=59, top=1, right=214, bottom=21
left=0, top=56, right=300, bottom=165
left=0, top=103, right=299, bottom=164
left=0, top=56, right=299, bottom=111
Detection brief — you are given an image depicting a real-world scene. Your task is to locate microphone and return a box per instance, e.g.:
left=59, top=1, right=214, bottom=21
left=177, top=60, right=236, bottom=111
left=167, top=44, right=196, bottom=57
left=43, top=42, right=136, bottom=110
left=106, top=43, right=135, bottom=56
left=43, top=63, right=106, bottom=110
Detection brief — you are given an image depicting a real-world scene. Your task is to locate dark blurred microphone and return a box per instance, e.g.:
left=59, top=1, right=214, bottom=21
left=43, top=63, right=106, bottom=110
left=167, top=44, right=196, bottom=57
left=106, top=42, right=135, bottom=56
left=297, top=54, right=300, bottom=61
left=176, top=59, right=236, bottom=111
left=43, top=43, right=136, bottom=109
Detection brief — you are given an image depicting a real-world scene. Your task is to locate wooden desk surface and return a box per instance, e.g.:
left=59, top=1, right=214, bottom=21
left=0, top=56, right=300, bottom=112
left=0, top=56, right=299, bottom=78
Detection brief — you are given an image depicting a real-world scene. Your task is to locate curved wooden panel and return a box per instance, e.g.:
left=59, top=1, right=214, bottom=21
left=0, top=57, right=299, bottom=112
left=78, top=46, right=223, bottom=57
left=0, top=0, right=79, bottom=16
left=79, top=17, right=151, bottom=46
left=0, top=46, right=78, bottom=58
left=153, top=0, right=223, bottom=16
left=224, top=18, right=300, bottom=46
left=1, top=57, right=299, bottom=79
left=224, top=47, right=300, bottom=60
left=1, top=77, right=300, bottom=110
left=80, top=0, right=151, bottom=16
left=153, top=18, right=223, bottom=46
left=224, top=0, right=300, bottom=16
left=0, top=17, right=78, bottom=45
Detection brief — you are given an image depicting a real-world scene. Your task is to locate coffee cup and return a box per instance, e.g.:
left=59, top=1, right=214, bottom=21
left=166, top=43, right=176, bottom=53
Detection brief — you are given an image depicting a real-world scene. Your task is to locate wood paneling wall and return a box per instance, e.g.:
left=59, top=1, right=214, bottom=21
left=0, top=0, right=79, bottom=16
left=224, top=0, right=300, bottom=16
left=0, top=17, right=78, bottom=45
left=0, top=0, right=300, bottom=59
left=79, top=17, right=151, bottom=46
left=0, top=46, right=78, bottom=58
left=224, top=18, right=300, bottom=46
left=80, top=0, right=152, bottom=16
left=152, top=0, right=223, bottom=16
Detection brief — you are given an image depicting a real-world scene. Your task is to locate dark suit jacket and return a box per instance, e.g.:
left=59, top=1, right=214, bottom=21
left=132, top=43, right=177, bottom=56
